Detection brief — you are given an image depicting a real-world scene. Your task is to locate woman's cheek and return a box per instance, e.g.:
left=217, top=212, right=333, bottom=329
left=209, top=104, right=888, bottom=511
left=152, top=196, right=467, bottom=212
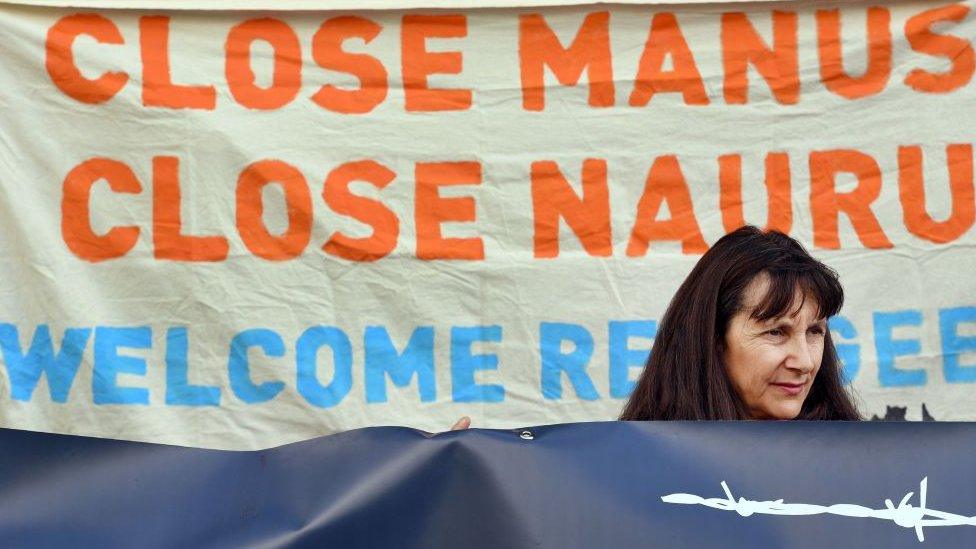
left=760, top=347, right=789, bottom=376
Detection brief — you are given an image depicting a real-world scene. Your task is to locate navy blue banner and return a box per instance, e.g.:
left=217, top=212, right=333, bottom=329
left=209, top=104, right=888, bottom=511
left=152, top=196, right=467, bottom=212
left=1, top=422, right=975, bottom=548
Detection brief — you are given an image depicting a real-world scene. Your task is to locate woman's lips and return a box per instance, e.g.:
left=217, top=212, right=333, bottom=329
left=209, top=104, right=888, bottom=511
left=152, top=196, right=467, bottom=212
left=771, top=382, right=804, bottom=396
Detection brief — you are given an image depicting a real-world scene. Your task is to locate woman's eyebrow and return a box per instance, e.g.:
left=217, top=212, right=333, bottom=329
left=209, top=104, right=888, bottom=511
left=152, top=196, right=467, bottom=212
left=752, top=318, right=790, bottom=328
left=758, top=317, right=827, bottom=327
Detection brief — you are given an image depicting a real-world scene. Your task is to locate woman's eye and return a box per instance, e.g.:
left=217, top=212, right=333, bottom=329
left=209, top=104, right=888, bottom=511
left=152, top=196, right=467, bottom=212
left=808, top=326, right=826, bottom=336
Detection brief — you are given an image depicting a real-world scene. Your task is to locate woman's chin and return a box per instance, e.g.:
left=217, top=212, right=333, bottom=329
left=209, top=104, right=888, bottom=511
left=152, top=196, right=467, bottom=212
left=752, top=401, right=803, bottom=420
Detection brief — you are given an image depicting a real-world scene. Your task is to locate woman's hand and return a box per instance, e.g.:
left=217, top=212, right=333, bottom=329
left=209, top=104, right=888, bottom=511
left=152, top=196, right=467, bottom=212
left=450, top=416, right=471, bottom=430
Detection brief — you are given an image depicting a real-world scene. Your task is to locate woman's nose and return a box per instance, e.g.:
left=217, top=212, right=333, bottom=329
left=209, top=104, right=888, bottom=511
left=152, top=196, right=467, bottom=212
left=785, top=336, right=816, bottom=373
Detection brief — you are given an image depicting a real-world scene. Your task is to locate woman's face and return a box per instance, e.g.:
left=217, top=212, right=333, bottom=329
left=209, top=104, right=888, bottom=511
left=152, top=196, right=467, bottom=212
left=723, top=276, right=827, bottom=420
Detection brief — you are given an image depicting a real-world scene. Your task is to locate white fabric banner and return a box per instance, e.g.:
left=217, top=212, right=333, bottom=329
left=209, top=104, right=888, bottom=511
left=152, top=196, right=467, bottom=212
left=0, top=0, right=787, bottom=11
left=1, top=0, right=974, bottom=449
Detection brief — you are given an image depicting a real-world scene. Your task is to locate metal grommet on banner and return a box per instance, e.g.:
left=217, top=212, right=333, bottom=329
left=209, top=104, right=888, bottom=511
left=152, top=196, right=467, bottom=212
left=519, top=430, right=534, bottom=441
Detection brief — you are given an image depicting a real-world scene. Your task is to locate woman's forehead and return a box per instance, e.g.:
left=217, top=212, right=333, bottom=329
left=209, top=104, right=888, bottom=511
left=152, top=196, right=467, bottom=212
left=740, top=274, right=826, bottom=321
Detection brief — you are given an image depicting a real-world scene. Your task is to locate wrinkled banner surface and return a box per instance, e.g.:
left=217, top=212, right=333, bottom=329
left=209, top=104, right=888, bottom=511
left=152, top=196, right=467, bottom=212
left=2, top=422, right=976, bottom=547
left=1, top=0, right=975, bottom=449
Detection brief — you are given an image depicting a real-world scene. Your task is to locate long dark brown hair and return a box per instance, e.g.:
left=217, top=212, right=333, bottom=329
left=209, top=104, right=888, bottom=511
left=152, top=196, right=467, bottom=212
left=620, top=226, right=860, bottom=421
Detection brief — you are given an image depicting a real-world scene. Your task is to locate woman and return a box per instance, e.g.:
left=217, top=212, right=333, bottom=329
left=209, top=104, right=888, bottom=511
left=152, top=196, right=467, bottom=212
left=619, top=225, right=860, bottom=420
left=453, top=225, right=859, bottom=429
